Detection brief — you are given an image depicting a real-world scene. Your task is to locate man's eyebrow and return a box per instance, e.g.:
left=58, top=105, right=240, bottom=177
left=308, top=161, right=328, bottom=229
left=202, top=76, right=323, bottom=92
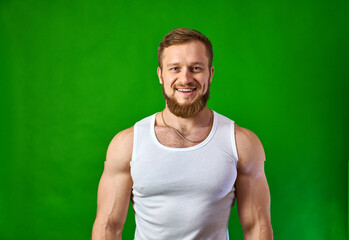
left=190, top=62, right=205, bottom=66
left=167, top=63, right=180, bottom=67
left=166, top=62, right=205, bottom=67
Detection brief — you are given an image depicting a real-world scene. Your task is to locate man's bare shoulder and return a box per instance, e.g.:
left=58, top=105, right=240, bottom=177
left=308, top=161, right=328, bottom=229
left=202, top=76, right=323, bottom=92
left=235, top=124, right=265, bottom=166
left=105, top=126, right=134, bottom=170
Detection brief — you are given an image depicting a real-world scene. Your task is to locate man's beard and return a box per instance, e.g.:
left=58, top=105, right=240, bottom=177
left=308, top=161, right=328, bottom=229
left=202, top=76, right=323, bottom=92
left=162, top=83, right=210, bottom=118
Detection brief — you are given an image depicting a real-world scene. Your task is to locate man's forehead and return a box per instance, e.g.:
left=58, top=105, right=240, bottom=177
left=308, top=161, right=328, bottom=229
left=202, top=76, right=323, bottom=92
left=162, top=41, right=209, bottom=65
left=163, top=41, right=205, bottom=54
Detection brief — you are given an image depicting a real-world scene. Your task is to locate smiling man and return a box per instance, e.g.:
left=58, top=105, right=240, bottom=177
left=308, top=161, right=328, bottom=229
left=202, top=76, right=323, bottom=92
left=92, top=28, right=273, bottom=240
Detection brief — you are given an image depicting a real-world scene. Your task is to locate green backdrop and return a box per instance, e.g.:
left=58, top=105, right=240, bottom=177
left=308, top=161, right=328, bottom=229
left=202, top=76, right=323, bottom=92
left=0, top=0, right=347, bottom=239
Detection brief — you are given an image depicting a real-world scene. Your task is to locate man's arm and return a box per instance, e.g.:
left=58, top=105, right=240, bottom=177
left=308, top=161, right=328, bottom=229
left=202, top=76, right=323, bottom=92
left=235, top=124, right=273, bottom=240
left=92, top=127, right=134, bottom=240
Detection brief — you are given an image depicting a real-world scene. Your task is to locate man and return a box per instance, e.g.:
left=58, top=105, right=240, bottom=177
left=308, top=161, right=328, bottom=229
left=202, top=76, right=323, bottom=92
left=92, top=28, right=273, bottom=240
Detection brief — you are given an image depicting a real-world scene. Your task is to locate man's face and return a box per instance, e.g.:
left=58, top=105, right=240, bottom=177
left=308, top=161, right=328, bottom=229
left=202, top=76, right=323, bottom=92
left=157, top=41, right=214, bottom=118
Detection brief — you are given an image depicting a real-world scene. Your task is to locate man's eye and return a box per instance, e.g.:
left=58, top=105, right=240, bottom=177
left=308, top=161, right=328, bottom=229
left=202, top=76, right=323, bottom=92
left=171, top=67, right=179, bottom=71
left=193, top=67, right=202, bottom=71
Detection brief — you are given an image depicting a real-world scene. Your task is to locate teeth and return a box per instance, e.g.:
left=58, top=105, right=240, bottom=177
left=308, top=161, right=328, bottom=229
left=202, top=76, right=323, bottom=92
left=177, top=88, right=194, bottom=92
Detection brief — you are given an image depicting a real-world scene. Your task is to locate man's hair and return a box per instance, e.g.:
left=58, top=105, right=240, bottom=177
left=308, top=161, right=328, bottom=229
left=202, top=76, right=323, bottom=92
left=157, top=28, right=213, bottom=70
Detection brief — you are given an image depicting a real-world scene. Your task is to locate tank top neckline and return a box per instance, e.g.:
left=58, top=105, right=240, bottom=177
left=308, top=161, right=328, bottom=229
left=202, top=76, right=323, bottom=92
left=150, top=110, right=218, bottom=152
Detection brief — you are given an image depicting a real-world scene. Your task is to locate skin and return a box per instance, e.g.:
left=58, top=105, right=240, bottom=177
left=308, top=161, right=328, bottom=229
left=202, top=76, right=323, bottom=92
left=92, top=40, right=273, bottom=239
left=156, top=41, right=215, bottom=147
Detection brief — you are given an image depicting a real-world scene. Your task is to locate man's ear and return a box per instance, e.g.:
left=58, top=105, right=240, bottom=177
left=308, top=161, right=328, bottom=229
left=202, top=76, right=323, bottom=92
left=209, top=66, right=215, bottom=83
left=157, top=67, right=163, bottom=84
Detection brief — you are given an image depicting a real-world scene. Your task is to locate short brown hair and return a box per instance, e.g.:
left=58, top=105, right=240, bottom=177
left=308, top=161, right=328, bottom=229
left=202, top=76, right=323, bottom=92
left=157, top=28, right=213, bottom=70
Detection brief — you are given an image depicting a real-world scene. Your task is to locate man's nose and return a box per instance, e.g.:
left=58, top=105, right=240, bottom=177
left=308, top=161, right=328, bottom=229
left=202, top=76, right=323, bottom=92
left=178, top=68, right=194, bottom=85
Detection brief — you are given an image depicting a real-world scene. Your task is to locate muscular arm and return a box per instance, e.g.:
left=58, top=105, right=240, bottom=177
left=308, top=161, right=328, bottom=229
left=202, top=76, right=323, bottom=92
left=235, top=125, right=273, bottom=240
left=92, top=127, right=134, bottom=240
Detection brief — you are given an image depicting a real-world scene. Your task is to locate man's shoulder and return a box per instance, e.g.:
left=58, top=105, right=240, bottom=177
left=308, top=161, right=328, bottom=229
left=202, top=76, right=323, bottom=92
left=105, top=112, right=157, bottom=164
left=213, top=111, right=259, bottom=145
left=235, top=124, right=259, bottom=145
left=106, top=126, right=134, bottom=164
left=112, top=126, right=134, bottom=143
left=235, top=124, right=265, bottom=163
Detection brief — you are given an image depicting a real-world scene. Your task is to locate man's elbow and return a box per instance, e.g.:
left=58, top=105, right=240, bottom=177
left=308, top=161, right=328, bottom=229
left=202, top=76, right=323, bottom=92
left=243, top=222, right=273, bottom=240
left=105, top=218, right=124, bottom=239
left=258, top=223, right=273, bottom=240
left=92, top=217, right=124, bottom=240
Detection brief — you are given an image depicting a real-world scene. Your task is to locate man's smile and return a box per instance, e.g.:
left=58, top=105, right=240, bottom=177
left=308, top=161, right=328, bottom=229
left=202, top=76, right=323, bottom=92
left=175, top=87, right=197, bottom=92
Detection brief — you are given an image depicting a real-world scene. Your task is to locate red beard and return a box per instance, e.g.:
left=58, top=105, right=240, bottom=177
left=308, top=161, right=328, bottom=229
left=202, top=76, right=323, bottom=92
left=162, top=84, right=210, bottom=118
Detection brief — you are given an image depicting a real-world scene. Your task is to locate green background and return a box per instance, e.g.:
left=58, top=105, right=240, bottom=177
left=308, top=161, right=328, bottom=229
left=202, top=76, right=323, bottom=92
left=0, top=0, right=347, bottom=239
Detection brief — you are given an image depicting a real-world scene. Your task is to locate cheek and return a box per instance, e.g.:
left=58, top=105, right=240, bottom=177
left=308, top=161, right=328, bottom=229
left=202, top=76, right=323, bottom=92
left=200, top=82, right=211, bottom=95
left=199, top=78, right=209, bottom=89
left=163, top=81, right=175, bottom=95
left=163, top=77, right=176, bottom=89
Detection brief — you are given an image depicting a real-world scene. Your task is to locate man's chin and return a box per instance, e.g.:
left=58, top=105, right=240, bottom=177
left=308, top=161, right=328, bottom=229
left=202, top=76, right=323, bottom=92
left=162, top=86, right=210, bottom=118
left=166, top=95, right=209, bottom=118
left=175, top=98, right=196, bottom=106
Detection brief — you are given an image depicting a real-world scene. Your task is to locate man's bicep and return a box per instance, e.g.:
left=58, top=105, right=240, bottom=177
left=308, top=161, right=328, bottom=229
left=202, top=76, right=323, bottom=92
left=92, top=127, right=134, bottom=238
left=235, top=125, right=272, bottom=238
left=235, top=169, right=271, bottom=230
left=95, top=162, right=132, bottom=222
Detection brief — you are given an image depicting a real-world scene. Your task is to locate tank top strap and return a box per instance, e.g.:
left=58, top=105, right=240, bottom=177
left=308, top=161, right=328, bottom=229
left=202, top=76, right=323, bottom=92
left=130, top=113, right=156, bottom=165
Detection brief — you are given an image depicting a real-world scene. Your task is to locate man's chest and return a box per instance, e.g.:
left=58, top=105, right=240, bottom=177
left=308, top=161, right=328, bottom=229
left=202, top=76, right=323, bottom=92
left=154, top=126, right=211, bottom=148
left=130, top=149, right=237, bottom=198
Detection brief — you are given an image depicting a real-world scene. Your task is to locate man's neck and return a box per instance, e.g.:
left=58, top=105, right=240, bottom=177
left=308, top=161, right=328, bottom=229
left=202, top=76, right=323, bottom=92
left=162, top=106, right=212, bottom=133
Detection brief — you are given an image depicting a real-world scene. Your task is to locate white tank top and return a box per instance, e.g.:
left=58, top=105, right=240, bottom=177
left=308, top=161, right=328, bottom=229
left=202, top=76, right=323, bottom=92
left=130, top=111, right=239, bottom=240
